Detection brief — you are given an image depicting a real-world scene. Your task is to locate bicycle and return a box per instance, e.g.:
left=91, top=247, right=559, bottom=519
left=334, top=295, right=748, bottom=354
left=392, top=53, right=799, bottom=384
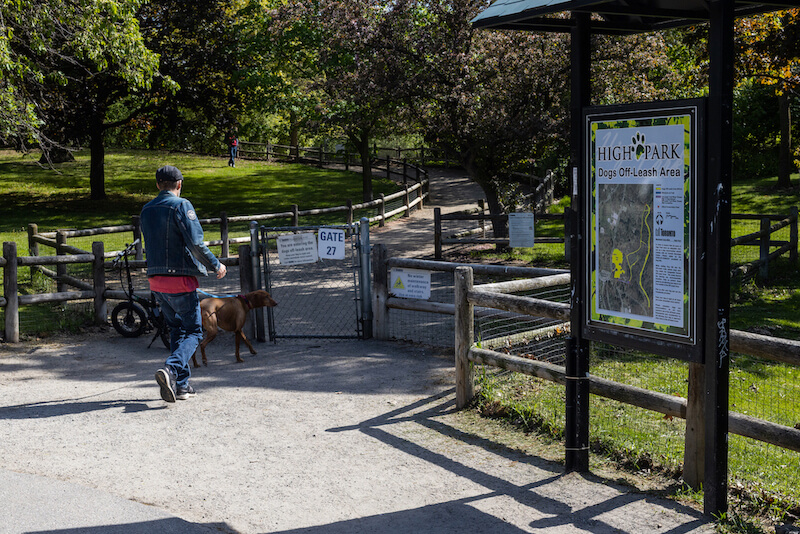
left=110, top=239, right=170, bottom=349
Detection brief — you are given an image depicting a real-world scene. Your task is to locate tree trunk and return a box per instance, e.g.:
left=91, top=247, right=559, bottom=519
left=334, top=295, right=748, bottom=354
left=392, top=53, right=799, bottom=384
left=351, top=132, right=373, bottom=202
left=290, top=110, right=300, bottom=148
left=89, top=128, right=106, bottom=200
left=462, top=159, right=508, bottom=242
left=778, top=92, right=792, bottom=189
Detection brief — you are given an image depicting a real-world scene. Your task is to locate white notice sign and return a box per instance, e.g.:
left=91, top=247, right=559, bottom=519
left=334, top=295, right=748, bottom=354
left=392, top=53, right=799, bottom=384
left=508, top=212, right=535, bottom=248
left=317, top=228, right=346, bottom=260
left=277, top=233, right=318, bottom=265
left=390, top=268, right=431, bottom=300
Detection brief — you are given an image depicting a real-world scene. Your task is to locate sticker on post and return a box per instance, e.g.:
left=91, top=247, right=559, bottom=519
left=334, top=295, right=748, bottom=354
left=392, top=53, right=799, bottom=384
left=509, top=212, right=535, bottom=248
left=277, top=233, right=318, bottom=265
left=390, top=268, right=431, bottom=300
left=318, top=228, right=346, bottom=260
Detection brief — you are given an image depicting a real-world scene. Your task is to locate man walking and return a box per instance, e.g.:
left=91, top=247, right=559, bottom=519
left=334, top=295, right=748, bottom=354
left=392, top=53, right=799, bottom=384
left=140, top=165, right=227, bottom=402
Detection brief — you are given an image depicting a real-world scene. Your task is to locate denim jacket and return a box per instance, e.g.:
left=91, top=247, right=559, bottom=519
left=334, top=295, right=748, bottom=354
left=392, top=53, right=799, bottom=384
left=140, top=190, right=221, bottom=277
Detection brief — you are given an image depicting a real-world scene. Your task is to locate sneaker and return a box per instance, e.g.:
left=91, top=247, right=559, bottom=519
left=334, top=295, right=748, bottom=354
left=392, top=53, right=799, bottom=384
left=155, top=368, right=176, bottom=403
left=176, top=383, right=197, bottom=400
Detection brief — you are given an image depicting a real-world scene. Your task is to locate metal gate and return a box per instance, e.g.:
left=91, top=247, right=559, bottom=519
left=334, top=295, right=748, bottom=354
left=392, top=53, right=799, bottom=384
left=256, top=220, right=372, bottom=341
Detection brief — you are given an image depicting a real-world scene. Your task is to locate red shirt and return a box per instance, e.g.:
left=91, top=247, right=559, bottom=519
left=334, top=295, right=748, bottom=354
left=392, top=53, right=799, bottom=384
left=149, top=275, right=199, bottom=294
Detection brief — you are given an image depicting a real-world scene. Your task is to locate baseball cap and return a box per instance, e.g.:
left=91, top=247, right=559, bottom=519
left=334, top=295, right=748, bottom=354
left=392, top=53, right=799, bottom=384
left=155, top=165, right=184, bottom=182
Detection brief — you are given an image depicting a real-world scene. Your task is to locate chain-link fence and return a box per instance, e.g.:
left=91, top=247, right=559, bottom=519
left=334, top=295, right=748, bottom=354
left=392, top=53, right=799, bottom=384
left=261, top=226, right=363, bottom=340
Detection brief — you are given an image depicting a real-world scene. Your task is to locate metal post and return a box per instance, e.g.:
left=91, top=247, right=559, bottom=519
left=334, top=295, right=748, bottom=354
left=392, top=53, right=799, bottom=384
left=249, top=221, right=265, bottom=342
left=704, top=0, right=734, bottom=516
left=359, top=218, right=373, bottom=339
left=566, top=11, right=591, bottom=473
left=434, top=208, right=442, bottom=260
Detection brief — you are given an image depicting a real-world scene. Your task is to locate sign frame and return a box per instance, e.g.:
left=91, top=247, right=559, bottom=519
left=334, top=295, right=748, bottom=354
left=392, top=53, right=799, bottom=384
left=582, top=99, right=706, bottom=361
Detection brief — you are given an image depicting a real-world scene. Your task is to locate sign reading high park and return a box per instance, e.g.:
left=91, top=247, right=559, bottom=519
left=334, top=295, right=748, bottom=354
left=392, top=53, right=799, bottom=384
left=585, top=102, right=700, bottom=347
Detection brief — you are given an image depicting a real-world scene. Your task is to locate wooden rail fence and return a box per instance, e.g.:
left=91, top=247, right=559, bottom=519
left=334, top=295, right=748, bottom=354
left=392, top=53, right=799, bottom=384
left=237, top=142, right=458, bottom=170
left=370, top=246, right=800, bottom=460
left=436, top=206, right=798, bottom=279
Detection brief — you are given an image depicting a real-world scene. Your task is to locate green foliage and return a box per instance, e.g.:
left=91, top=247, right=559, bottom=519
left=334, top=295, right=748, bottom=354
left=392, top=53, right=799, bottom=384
left=1, top=0, right=160, bottom=143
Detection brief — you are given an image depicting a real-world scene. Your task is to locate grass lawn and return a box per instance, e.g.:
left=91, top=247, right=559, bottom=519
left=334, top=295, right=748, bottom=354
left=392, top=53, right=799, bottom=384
left=0, top=148, right=399, bottom=251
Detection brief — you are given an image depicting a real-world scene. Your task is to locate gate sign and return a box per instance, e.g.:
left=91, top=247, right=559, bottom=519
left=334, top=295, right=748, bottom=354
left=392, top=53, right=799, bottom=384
left=508, top=212, right=535, bottom=248
left=318, top=228, right=346, bottom=260
left=390, top=268, right=431, bottom=300
left=277, top=232, right=318, bottom=265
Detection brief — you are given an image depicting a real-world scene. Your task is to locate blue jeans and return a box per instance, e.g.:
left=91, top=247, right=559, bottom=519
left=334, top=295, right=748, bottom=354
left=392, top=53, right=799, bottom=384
left=153, top=291, right=202, bottom=388
left=229, top=145, right=238, bottom=166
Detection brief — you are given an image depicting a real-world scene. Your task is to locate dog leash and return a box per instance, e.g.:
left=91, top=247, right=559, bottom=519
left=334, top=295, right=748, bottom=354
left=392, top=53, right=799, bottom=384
left=196, top=289, right=239, bottom=299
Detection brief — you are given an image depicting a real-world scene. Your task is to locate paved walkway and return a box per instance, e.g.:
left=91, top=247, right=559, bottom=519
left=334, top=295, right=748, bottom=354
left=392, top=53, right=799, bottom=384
left=0, top=167, right=716, bottom=534
left=371, top=167, right=486, bottom=259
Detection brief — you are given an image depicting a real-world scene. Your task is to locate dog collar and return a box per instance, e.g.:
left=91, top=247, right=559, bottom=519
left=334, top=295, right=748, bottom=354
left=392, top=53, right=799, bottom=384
left=237, top=294, right=252, bottom=310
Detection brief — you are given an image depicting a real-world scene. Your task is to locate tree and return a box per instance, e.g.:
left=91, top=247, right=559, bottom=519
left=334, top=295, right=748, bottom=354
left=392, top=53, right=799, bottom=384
left=1, top=0, right=162, bottom=198
left=248, top=0, right=430, bottom=201
left=414, top=1, right=686, bottom=238
left=136, top=0, right=244, bottom=153
left=737, top=9, right=800, bottom=188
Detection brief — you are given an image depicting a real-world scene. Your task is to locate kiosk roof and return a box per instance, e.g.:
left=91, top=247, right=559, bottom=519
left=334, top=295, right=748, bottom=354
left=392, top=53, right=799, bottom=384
left=472, top=0, right=800, bottom=34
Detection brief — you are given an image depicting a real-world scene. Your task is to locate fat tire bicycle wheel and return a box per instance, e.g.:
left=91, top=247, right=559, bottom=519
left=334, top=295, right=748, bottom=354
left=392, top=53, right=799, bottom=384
left=111, top=301, right=148, bottom=338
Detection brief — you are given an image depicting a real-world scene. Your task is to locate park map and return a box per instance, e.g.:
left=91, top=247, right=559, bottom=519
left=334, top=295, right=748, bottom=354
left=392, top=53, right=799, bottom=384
left=596, top=183, right=654, bottom=319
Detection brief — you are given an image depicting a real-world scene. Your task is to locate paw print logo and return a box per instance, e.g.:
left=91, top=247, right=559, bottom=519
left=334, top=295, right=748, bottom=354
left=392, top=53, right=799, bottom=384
left=631, top=131, right=646, bottom=160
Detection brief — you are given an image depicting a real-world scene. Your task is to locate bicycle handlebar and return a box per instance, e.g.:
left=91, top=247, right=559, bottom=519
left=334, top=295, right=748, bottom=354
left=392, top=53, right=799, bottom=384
left=112, top=239, right=141, bottom=266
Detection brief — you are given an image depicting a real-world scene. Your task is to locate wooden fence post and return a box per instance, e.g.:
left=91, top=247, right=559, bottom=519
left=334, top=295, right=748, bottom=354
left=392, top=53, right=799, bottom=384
left=434, top=208, right=442, bottom=260
left=56, top=230, right=67, bottom=293
left=131, top=215, right=143, bottom=260
left=292, top=204, right=300, bottom=227
left=402, top=159, right=408, bottom=186
left=220, top=211, right=230, bottom=259
left=4, top=241, right=19, bottom=342
left=27, top=223, right=40, bottom=281
left=347, top=200, right=353, bottom=226
left=345, top=151, right=349, bottom=171
left=92, top=241, right=107, bottom=325
left=404, top=185, right=411, bottom=217
left=372, top=244, right=389, bottom=340
left=760, top=217, right=770, bottom=279
left=454, top=266, right=475, bottom=409
left=684, top=362, right=706, bottom=489
left=379, top=194, right=386, bottom=227
left=385, top=155, right=391, bottom=179
left=479, top=200, right=486, bottom=237
left=790, top=206, right=798, bottom=263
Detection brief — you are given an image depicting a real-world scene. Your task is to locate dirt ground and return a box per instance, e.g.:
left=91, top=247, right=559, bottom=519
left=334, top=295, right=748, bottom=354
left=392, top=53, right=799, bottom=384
left=0, top=327, right=716, bottom=534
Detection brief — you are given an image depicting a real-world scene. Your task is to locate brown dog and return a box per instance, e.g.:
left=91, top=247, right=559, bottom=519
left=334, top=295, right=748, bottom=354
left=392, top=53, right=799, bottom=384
left=192, top=289, right=277, bottom=367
